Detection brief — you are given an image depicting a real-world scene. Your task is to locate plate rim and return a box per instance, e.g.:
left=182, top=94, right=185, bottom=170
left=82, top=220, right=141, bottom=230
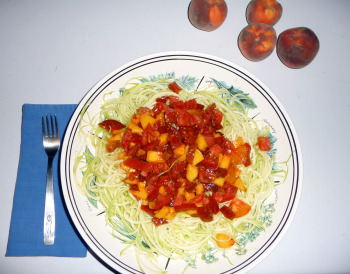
left=60, top=51, right=303, bottom=274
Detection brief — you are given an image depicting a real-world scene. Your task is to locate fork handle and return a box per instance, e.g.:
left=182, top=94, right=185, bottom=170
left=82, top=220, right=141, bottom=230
left=44, top=156, right=55, bottom=245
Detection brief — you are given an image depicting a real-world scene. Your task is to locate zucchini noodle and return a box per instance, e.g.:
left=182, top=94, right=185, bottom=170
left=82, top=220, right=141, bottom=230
left=74, top=76, right=283, bottom=272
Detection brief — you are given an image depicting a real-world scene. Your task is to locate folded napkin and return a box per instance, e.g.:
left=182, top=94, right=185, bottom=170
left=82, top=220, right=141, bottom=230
left=6, top=104, right=87, bottom=257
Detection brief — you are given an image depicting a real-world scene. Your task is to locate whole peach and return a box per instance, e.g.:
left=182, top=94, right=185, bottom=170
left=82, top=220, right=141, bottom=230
left=277, top=27, right=320, bottom=69
left=188, top=0, right=228, bottom=32
left=246, top=0, right=282, bottom=26
left=238, top=23, right=277, bottom=62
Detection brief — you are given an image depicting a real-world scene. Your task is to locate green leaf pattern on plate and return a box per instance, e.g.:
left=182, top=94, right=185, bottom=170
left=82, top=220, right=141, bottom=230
left=84, top=72, right=279, bottom=268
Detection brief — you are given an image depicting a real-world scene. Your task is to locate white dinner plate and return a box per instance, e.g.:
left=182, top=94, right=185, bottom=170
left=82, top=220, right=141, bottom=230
left=60, top=51, right=302, bottom=274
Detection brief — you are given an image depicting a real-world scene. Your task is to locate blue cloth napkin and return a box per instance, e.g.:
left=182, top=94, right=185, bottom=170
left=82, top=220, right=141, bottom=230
left=6, top=104, right=87, bottom=257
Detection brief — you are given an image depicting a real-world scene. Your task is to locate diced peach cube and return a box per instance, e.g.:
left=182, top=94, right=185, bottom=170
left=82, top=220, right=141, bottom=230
left=196, top=133, right=208, bottom=151
left=185, top=191, right=196, bottom=202
left=155, top=112, right=165, bottom=125
left=146, top=151, right=164, bottom=163
left=186, top=164, right=198, bottom=182
left=216, top=233, right=235, bottom=248
left=195, top=183, right=204, bottom=195
left=128, top=122, right=143, bottom=134
left=214, top=177, right=225, bottom=187
left=155, top=206, right=170, bottom=219
left=233, top=177, right=247, bottom=192
left=192, top=149, right=204, bottom=166
left=140, top=114, right=156, bottom=129
left=159, top=133, right=168, bottom=146
left=234, top=137, right=244, bottom=148
left=218, top=154, right=230, bottom=169
left=174, top=144, right=186, bottom=156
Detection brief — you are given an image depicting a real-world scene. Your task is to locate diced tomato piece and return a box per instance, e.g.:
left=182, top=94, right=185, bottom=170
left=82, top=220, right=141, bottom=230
left=197, top=205, right=213, bottom=222
left=122, top=128, right=142, bottom=151
left=176, top=108, right=191, bottom=126
left=125, top=143, right=141, bottom=157
left=146, top=174, right=159, bottom=186
left=152, top=217, right=168, bottom=226
left=257, top=136, right=271, bottom=151
left=156, top=96, right=168, bottom=103
left=202, top=134, right=216, bottom=148
left=124, top=158, right=153, bottom=174
left=216, top=167, right=227, bottom=178
left=229, top=198, right=251, bottom=218
left=185, top=181, right=197, bottom=192
left=174, top=203, right=197, bottom=212
left=237, top=143, right=252, bottom=167
left=209, top=144, right=223, bottom=157
left=165, top=108, right=177, bottom=123
left=208, top=195, right=220, bottom=214
left=183, top=99, right=199, bottom=110
left=141, top=139, right=160, bottom=152
left=153, top=193, right=172, bottom=210
left=146, top=184, right=158, bottom=201
left=173, top=195, right=185, bottom=207
left=141, top=123, right=157, bottom=145
left=180, top=127, right=198, bottom=145
left=205, top=103, right=216, bottom=115
left=170, top=161, right=186, bottom=176
left=198, top=166, right=217, bottom=183
left=169, top=134, right=182, bottom=150
left=221, top=184, right=238, bottom=202
left=152, top=102, right=168, bottom=116
left=141, top=205, right=155, bottom=216
left=98, top=119, right=125, bottom=131
left=106, top=140, right=121, bottom=152
left=168, top=81, right=182, bottom=94
left=189, top=113, right=203, bottom=127
left=137, top=107, right=153, bottom=116
left=201, top=154, right=219, bottom=167
left=213, top=191, right=223, bottom=203
left=212, top=109, right=224, bottom=129
left=220, top=205, right=235, bottom=220
left=164, top=180, right=176, bottom=195
left=192, top=192, right=204, bottom=203
left=186, top=144, right=197, bottom=165
left=128, top=170, right=139, bottom=181
left=167, top=96, right=182, bottom=107
left=202, top=195, right=210, bottom=205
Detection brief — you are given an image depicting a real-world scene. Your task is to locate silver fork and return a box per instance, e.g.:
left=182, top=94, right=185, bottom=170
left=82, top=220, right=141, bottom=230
left=42, top=114, right=60, bottom=245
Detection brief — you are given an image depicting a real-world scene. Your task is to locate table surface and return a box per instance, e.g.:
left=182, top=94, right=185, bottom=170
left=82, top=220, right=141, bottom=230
left=1, top=1, right=350, bottom=273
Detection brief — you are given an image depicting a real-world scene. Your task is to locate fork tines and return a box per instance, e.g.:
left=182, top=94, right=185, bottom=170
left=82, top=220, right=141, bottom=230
left=42, top=114, right=59, bottom=137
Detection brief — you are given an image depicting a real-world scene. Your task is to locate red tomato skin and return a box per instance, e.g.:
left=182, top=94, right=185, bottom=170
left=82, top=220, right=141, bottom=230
left=257, top=136, right=271, bottom=151
left=124, top=158, right=153, bottom=174
left=98, top=119, right=125, bottom=131
left=141, top=205, right=155, bottom=216
left=106, top=140, right=121, bottom=152
left=220, top=205, right=236, bottom=220
left=153, top=193, right=172, bottom=210
left=173, top=195, right=185, bottom=207
left=174, top=203, right=197, bottom=212
left=208, top=195, right=220, bottom=214
left=229, top=198, right=252, bottom=218
left=197, top=206, right=213, bottom=222
left=168, top=81, right=182, bottom=94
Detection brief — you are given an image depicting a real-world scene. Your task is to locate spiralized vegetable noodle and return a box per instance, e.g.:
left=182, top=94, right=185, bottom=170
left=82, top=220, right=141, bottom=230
left=74, top=75, right=284, bottom=272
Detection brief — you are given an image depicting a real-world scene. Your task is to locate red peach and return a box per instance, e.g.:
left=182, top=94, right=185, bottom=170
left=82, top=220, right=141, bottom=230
left=246, top=0, right=283, bottom=26
left=238, top=23, right=277, bottom=62
left=188, top=0, right=228, bottom=32
left=277, top=27, right=320, bottom=69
